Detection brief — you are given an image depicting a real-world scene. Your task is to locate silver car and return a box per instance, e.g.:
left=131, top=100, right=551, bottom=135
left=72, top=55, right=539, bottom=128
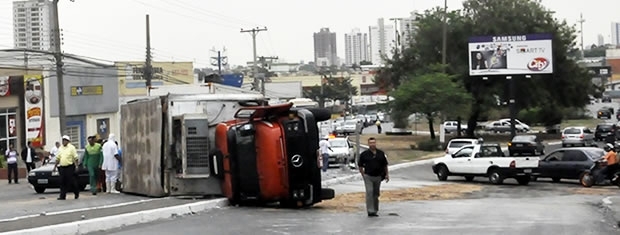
left=561, top=126, right=596, bottom=147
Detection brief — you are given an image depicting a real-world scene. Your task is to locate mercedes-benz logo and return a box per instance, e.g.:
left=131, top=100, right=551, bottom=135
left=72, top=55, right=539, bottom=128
left=291, top=154, right=303, bottom=168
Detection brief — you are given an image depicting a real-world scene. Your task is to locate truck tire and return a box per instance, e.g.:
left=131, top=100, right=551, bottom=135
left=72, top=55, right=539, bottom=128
left=516, top=176, right=530, bottom=185
left=436, top=165, right=448, bottom=181
left=488, top=169, right=504, bottom=185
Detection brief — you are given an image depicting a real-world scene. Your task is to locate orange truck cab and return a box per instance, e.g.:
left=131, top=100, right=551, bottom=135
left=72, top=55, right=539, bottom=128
left=211, top=103, right=335, bottom=207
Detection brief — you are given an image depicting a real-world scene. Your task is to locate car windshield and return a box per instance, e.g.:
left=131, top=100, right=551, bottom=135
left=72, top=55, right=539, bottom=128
left=512, top=135, right=534, bottom=142
left=585, top=149, right=605, bottom=160
left=563, top=128, right=582, bottom=134
left=449, top=140, right=473, bottom=148
left=597, top=125, right=613, bottom=131
left=329, top=139, right=348, bottom=148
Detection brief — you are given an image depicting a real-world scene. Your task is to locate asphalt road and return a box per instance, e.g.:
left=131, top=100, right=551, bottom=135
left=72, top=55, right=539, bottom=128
left=97, top=142, right=620, bottom=235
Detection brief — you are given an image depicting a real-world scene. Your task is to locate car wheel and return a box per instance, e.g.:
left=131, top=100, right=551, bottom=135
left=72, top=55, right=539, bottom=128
left=580, top=172, right=595, bottom=187
left=464, top=176, right=474, bottom=182
left=488, top=169, right=504, bottom=185
left=516, top=176, right=530, bottom=185
left=436, top=165, right=448, bottom=181
left=552, top=177, right=561, bottom=183
left=34, top=186, right=46, bottom=194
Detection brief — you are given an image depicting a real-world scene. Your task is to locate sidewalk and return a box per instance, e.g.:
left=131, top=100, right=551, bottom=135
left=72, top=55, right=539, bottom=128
left=0, top=197, right=223, bottom=233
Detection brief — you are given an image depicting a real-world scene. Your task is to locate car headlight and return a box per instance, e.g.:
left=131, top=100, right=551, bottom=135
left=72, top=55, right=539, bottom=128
left=52, top=171, right=59, bottom=176
left=28, top=172, right=36, bottom=176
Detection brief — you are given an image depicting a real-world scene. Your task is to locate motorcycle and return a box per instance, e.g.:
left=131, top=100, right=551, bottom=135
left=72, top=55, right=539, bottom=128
left=579, top=160, right=620, bottom=188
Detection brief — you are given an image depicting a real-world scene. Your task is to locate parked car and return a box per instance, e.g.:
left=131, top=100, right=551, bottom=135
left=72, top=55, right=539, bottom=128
left=508, top=135, right=545, bottom=156
left=598, top=109, right=612, bottom=119
left=595, top=123, right=618, bottom=141
left=327, top=137, right=355, bottom=167
left=443, top=121, right=468, bottom=134
left=27, top=149, right=89, bottom=194
left=532, top=147, right=605, bottom=183
left=432, top=143, right=538, bottom=185
left=484, top=120, right=526, bottom=133
left=499, top=118, right=530, bottom=131
left=444, top=138, right=480, bottom=155
left=561, top=126, right=596, bottom=147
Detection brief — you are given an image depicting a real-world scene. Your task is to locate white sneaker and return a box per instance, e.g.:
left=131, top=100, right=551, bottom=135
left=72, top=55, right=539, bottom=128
left=111, top=189, right=120, bottom=194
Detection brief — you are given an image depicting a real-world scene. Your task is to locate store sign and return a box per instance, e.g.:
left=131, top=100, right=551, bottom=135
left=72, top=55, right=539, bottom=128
left=71, top=85, right=103, bottom=96
left=8, top=115, right=16, bottom=137
left=24, top=74, right=44, bottom=147
left=0, top=76, right=10, bottom=96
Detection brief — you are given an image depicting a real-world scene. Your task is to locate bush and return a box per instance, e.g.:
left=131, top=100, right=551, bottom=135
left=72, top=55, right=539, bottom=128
left=417, top=139, right=441, bottom=152
left=0, top=156, right=6, bottom=168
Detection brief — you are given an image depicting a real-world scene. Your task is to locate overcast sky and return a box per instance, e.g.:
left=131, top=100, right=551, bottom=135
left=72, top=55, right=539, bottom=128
left=0, top=0, right=617, bottom=68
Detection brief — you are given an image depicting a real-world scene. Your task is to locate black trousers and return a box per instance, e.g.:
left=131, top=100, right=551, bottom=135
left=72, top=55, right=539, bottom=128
left=25, top=162, right=35, bottom=172
left=59, top=164, right=79, bottom=199
left=7, top=163, right=18, bottom=183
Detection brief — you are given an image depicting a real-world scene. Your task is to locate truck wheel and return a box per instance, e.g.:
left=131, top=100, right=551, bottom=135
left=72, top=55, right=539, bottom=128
left=488, top=169, right=504, bottom=185
left=516, top=176, right=530, bottom=185
left=34, top=186, right=46, bottom=194
left=464, top=176, right=474, bottom=182
left=436, top=165, right=448, bottom=181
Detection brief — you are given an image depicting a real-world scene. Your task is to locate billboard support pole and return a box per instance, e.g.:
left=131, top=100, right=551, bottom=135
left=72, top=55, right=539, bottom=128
left=507, top=76, right=516, bottom=139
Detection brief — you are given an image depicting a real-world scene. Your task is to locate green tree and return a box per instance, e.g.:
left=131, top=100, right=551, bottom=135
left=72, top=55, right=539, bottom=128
left=391, top=64, right=472, bottom=139
left=359, top=61, right=372, bottom=65
left=378, top=0, right=595, bottom=136
left=583, top=45, right=607, bottom=57
left=303, top=75, right=358, bottom=108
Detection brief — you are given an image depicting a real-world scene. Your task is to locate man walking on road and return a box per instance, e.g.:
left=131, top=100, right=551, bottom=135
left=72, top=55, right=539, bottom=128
left=83, top=136, right=103, bottom=195
left=358, top=137, right=389, bottom=217
left=319, top=136, right=332, bottom=172
left=102, top=134, right=121, bottom=194
left=53, top=135, right=80, bottom=200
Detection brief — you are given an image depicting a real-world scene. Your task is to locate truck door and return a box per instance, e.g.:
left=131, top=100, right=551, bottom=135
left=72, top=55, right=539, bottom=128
left=448, top=146, right=474, bottom=173
left=466, top=146, right=501, bottom=174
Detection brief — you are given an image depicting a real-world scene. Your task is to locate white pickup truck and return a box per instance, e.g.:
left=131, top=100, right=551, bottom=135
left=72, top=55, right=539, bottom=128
left=431, top=143, right=539, bottom=185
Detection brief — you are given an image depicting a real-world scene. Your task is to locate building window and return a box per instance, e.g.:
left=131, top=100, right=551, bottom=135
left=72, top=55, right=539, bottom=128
left=18, top=23, right=26, bottom=27
left=0, top=108, right=18, bottom=154
left=32, top=28, right=39, bottom=31
left=18, top=33, right=26, bottom=37
left=31, top=22, right=39, bottom=26
left=32, top=42, right=40, bottom=46
left=31, top=18, right=39, bottom=21
left=18, top=28, right=26, bottom=32
left=31, top=32, right=39, bottom=36
left=17, top=18, right=25, bottom=22
left=31, top=8, right=39, bottom=11
left=17, top=9, right=25, bottom=12
left=32, top=37, right=40, bottom=41
left=65, top=125, right=81, bottom=149
left=19, top=43, right=27, bottom=47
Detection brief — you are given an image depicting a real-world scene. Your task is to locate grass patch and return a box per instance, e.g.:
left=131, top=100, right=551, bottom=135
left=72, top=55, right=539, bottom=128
left=358, top=134, right=443, bottom=165
left=315, top=184, right=483, bottom=212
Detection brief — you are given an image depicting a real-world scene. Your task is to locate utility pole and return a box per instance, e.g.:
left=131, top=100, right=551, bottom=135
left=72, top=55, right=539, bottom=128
left=240, top=27, right=267, bottom=93
left=210, top=47, right=228, bottom=76
left=52, top=0, right=67, bottom=135
left=388, top=18, right=401, bottom=53
left=441, top=0, right=448, bottom=69
left=144, top=14, right=153, bottom=95
left=578, top=13, right=585, bottom=59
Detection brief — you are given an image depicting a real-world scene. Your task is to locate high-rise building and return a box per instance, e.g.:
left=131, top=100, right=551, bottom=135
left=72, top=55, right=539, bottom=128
left=313, top=28, right=338, bottom=66
left=598, top=34, right=605, bottom=46
left=344, top=28, right=369, bottom=66
left=612, top=22, right=620, bottom=46
left=369, top=18, right=395, bottom=66
left=13, top=0, right=56, bottom=51
left=397, top=11, right=419, bottom=49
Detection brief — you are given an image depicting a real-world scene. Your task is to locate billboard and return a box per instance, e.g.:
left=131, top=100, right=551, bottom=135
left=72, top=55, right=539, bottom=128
left=469, top=34, right=553, bottom=76
left=24, top=74, right=45, bottom=147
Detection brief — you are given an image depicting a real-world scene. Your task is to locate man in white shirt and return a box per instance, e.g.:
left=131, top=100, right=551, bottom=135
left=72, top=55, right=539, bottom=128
left=101, top=134, right=121, bottom=194
left=48, top=142, right=60, bottom=164
left=318, top=136, right=332, bottom=172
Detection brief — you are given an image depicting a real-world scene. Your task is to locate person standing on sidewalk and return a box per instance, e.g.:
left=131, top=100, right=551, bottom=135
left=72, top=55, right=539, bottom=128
left=83, top=136, right=103, bottom=195
left=5, top=144, right=19, bottom=184
left=53, top=135, right=80, bottom=200
left=101, top=134, right=121, bottom=194
left=358, top=137, right=389, bottom=217
left=319, top=136, right=332, bottom=172
left=21, top=141, right=37, bottom=172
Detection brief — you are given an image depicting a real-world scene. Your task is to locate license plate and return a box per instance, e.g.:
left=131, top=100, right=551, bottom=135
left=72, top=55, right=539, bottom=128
left=37, top=179, right=48, bottom=184
left=516, top=144, right=523, bottom=147
left=523, top=169, right=532, bottom=173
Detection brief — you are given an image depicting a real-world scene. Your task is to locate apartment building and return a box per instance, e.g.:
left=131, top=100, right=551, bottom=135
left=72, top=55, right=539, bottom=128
left=13, top=0, right=56, bottom=51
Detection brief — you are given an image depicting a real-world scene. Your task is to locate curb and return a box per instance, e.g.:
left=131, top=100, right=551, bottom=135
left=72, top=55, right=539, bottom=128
left=0, top=198, right=228, bottom=235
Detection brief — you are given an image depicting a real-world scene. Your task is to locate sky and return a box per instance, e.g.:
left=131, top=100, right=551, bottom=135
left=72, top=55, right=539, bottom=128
left=0, top=0, right=617, bottom=68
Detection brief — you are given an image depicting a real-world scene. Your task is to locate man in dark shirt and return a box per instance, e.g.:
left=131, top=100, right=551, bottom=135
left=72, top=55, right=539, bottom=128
left=358, top=137, right=389, bottom=217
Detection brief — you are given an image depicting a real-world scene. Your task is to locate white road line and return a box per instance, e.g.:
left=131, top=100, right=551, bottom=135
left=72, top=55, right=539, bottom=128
left=0, top=198, right=165, bottom=223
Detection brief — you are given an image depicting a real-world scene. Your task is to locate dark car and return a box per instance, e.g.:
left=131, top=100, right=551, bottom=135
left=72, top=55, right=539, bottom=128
left=533, top=147, right=605, bottom=183
left=595, top=123, right=617, bottom=141
left=27, top=150, right=89, bottom=194
left=508, top=135, right=545, bottom=156
left=598, top=109, right=612, bottom=119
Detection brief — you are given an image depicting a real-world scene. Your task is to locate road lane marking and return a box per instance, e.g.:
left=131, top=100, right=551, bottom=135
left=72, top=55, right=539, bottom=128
left=0, top=198, right=165, bottom=223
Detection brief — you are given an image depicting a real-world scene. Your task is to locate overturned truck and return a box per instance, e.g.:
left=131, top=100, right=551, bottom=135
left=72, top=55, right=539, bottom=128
left=121, top=92, right=334, bottom=207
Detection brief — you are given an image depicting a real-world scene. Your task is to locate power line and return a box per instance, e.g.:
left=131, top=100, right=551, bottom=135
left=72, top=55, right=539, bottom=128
left=241, top=27, right=267, bottom=95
